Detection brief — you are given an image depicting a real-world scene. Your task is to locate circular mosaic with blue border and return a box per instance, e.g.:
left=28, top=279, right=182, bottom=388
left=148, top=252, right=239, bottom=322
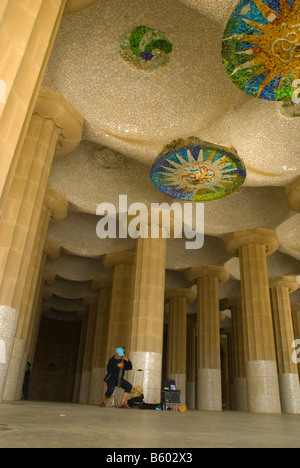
left=150, top=138, right=247, bottom=202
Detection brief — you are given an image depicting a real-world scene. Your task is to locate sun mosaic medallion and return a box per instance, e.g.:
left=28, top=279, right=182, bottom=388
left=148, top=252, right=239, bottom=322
left=222, top=0, right=300, bottom=102
left=150, top=138, right=247, bottom=202
left=120, top=25, right=173, bottom=72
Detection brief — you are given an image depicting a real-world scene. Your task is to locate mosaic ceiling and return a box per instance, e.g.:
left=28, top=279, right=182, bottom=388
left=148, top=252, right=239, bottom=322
left=42, top=0, right=300, bottom=316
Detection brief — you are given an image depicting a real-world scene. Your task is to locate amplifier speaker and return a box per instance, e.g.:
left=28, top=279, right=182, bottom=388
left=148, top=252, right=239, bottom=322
left=162, top=390, right=181, bottom=404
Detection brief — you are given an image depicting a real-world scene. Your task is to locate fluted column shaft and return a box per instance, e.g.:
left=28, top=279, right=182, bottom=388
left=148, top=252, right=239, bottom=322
left=72, top=316, right=88, bottom=403
left=186, top=265, right=230, bottom=411
left=165, top=288, right=196, bottom=405
left=0, top=115, right=59, bottom=403
left=0, top=115, right=59, bottom=309
left=129, top=236, right=167, bottom=403
left=186, top=322, right=197, bottom=409
left=103, top=252, right=135, bottom=360
left=88, top=279, right=112, bottom=405
left=0, top=89, right=82, bottom=402
left=220, top=297, right=248, bottom=412
left=4, top=189, right=67, bottom=401
left=269, top=277, right=300, bottom=414
left=78, top=298, right=98, bottom=404
left=224, top=228, right=281, bottom=414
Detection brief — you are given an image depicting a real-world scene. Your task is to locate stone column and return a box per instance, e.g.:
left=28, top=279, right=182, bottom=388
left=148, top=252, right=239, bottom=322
left=223, top=328, right=235, bottom=410
left=127, top=205, right=182, bottom=403
left=269, top=276, right=300, bottom=414
left=186, top=321, right=197, bottom=409
left=88, top=279, right=112, bottom=405
left=291, top=304, right=300, bottom=377
left=129, top=236, right=167, bottom=403
left=72, top=315, right=88, bottom=403
left=220, top=297, right=248, bottom=412
left=3, top=189, right=68, bottom=401
left=0, top=0, right=67, bottom=201
left=165, top=288, right=196, bottom=405
left=130, top=238, right=166, bottom=403
left=224, top=228, right=281, bottom=413
left=0, top=89, right=82, bottom=402
left=103, top=252, right=135, bottom=359
left=78, top=297, right=98, bottom=404
left=185, top=265, right=230, bottom=411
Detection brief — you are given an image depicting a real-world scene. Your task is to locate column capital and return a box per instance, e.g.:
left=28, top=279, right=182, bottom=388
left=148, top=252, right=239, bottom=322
left=42, top=290, right=52, bottom=302
left=224, top=228, right=280, bottom=257
left=269, top=276, right=299, bottom=293
left=44, top=187, right=68, bottom=224
left=34, top=87, right=84, bottom=157
left=185, top=265, right=230, bottom=284
left=220, top=297, right=242, bottom=310
left=91, top=278, right=113, bottom=291
left=103, top=251, right=135, bottom=270
left=43, top=239, right=61, bottom=260
left=165, top=288, right=196, bottom=303
left=83, top=296, right=98, bottom=306
left=286, top=176, right=300, bottom=212
left=43, top=269, right=56, bottom=285
left=64, top=0, right=99, bottom=14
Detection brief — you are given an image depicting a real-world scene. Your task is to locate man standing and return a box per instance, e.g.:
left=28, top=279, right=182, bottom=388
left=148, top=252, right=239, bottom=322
left=101, top=348, right=133, bottom=408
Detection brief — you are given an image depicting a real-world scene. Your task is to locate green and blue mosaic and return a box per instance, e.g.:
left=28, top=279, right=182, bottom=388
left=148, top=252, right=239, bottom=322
left=120, top=25, right=173, bottom=72
left=222, top=0, right=300, bottom=102
left=150, top=137, right=247, bottom=202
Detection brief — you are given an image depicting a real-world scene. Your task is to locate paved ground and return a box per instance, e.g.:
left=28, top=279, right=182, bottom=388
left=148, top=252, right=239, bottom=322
left=0, top=401, right=300, bottom=449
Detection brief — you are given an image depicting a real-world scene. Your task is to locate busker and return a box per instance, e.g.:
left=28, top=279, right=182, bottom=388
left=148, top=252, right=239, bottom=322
left=101, top=348, right=133, bottom=408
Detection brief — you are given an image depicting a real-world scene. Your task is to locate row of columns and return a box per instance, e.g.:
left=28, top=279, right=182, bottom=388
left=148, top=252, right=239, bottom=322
left=72, top=225, right=300, bottom=414
left=0, top=88, right=299, bottom=415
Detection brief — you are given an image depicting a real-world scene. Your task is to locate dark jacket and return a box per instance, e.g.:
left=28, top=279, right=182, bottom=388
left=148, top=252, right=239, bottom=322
left=107, top=356, right=132, bottom=380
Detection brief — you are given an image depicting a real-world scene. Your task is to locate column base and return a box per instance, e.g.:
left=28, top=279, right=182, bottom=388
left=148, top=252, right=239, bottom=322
left=246, top=360, right=281, bottom=413
left=279, top=373, right=300, bottom=414
left=3, top=338, right=24, bottom=401
left=0, top=306, right=19, bottom=402
left=197, top=368, right=222, bottom=411
left=129, top=351, right=162, bottom=404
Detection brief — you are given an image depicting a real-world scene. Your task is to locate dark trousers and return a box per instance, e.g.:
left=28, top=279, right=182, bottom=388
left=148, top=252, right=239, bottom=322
left=105, top=377, right=132, bottom=399
left=22, top=374, right=30, bottom=400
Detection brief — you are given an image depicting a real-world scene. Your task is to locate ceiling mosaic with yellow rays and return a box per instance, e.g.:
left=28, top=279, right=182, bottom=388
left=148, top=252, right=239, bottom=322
left=150, top=138, right=247, bottom=202
left=222, top=0, right=300, bottom=102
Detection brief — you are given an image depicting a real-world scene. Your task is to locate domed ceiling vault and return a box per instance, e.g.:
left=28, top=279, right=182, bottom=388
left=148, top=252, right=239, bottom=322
left=42, top=0, right=300, bottom=318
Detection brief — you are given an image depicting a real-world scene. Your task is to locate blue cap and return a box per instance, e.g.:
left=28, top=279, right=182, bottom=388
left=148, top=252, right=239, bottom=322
left=116, top=347, right=125, bottom=356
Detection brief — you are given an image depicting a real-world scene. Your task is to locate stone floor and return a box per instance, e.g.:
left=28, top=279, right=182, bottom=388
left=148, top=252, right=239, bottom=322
left=1, top=401, right=300, bottom=448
